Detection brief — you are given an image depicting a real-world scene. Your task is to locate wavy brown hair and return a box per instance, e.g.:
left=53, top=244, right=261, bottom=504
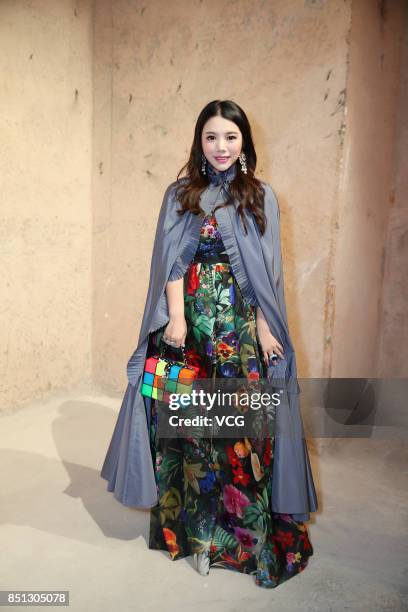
left=173, top=100, right=267, bottom=236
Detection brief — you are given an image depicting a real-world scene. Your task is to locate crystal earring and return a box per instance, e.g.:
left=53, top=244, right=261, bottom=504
left=201, top=153, right=207, bottom=175
left=238, top=152, right=247, bottom=174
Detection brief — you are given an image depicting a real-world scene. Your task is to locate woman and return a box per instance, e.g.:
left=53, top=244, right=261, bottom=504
left=101, top=100, right=318, bottom=588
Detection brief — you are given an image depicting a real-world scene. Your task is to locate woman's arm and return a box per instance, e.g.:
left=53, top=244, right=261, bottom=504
left=163, top=278, right=187, bottom=347
left=255, top=189, right=286, bottom=364
left=256, top=305, right=268, bottom=329
left=256, top=301, right=284, bottom=363
left=166, top=278, right=184, bottom=319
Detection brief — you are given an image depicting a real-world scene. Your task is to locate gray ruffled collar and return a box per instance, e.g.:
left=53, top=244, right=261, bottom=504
left=206, top=160, right=237, bottom=186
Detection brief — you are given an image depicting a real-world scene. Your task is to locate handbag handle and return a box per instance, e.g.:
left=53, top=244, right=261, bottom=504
left=159, top=336, right=188, bottom=366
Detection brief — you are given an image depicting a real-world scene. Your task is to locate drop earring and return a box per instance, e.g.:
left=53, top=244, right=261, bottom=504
left=201, top=154, right=207, bottom=175
left=239, top=152, right=247, bottom=174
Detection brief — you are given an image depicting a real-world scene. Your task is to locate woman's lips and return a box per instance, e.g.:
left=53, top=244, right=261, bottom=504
left=214, top=157, right=230, bottom=163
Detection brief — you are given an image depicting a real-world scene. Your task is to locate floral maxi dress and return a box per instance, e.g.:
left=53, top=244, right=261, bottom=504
left=146, top=211, right=314, bottom=588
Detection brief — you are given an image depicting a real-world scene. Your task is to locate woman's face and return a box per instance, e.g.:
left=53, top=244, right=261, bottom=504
left=201, top=115, right=243, bottom=173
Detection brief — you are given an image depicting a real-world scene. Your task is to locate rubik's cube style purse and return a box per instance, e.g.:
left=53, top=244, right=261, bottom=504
left=141, top=340, right=197, bottom=405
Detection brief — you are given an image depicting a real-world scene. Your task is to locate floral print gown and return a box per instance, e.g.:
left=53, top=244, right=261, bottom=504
left=146, top=211, right=314, bottom=588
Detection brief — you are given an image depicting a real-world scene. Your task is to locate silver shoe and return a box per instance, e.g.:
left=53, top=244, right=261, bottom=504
left=193, top=551, right=210, bottom=576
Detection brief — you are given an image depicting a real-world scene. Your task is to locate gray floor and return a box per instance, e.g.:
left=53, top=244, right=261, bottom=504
left=0, top=387, right=407, bottom=612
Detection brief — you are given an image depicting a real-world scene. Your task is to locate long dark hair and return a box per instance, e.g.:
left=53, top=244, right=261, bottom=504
left=174, top=100, right=267, bottom=235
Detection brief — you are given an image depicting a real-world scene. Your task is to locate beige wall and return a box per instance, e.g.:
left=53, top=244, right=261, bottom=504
left=0, top=0, right=93, bottom=410
left=331, top=0, right=406, bottom=378
left=93, top=0, right=353, bottom=391
left=1, top=0, right=406, bottom=409
left=378, top=5, right=408, bottom=377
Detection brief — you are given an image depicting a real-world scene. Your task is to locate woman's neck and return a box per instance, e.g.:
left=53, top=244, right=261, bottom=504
left=207, top=161, right=237, bottom=185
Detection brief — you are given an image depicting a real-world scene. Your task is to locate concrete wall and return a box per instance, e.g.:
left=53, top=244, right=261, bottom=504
left=92, top=0, right=353, bottom=392
left=378, top=5, right=408, bottom=378
left=331, top=0, right=406, bottom=378
left=0, top=0, right=93, bottom=410
left=1, top=0, right=406, bottom=409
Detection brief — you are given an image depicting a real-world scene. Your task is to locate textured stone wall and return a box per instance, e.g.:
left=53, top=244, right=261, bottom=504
left=1, top=1, right=93, bottom=409
left=1, top=0, right=406, bottom=409
left=93, top=0, right=353, bottom=391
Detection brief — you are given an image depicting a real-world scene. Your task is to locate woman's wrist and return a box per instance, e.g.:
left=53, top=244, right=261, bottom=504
left=256, top=306, right=268, bottom=329
left=166, top=277, right=185, bottom=321
left=169, top=312, right=185, bottom=321
left=256, top=305, right=265, bottom=320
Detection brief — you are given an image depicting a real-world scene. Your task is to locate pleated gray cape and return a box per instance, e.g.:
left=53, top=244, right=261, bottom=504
left=101, top=167, right=318, bottom=522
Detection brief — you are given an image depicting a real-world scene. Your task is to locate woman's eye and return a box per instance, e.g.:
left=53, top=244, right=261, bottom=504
left=206, top=135, right=237, bottom=141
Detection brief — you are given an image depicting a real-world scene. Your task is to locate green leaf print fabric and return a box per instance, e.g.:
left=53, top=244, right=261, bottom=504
left=146, top=213, right=314, bottom=588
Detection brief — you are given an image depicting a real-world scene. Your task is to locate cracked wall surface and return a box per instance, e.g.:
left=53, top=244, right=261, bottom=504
left=378, top=4, right=408, bottom=377
left=93, top=0, right=354, bottom=392
left=1, top=0, right=406, bottom=409
left=331, top=0, right=406, bottom=377
left=1, top=1, right=93, bottom=410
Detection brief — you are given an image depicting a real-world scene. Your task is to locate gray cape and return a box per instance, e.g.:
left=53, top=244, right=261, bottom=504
left=101, top=169, right=318, bottom=522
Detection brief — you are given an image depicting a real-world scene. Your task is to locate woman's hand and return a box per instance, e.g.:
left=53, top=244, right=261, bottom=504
left=257, top=326, right=284, bottom=365
left=163, top=315, right=187, bottom=348
left=256, top=306, right=284, bottom=365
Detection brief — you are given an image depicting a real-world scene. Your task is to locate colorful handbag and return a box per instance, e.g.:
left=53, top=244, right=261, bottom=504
left=140, top=339, right=197, bottom=406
